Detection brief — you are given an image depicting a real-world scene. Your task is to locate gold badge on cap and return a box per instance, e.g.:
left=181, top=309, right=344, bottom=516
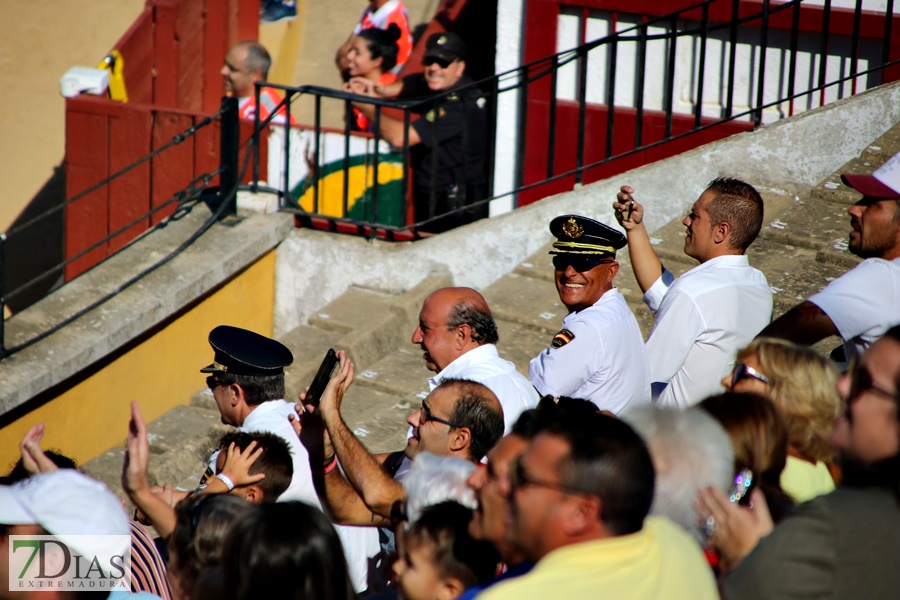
left=437, top=35, right=447, bottom=45
left=562, top=218, right=584, bottom=239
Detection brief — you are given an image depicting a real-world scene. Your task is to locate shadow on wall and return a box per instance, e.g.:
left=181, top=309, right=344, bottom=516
left=5, top=162, right=65, bottom=314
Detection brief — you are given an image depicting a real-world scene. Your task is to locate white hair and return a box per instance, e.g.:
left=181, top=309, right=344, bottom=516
left=622, top=406, right=734, bottom=545
left=402, top=452, right=477, bottom=524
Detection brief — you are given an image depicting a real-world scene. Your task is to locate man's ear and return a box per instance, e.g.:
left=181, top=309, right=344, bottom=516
left=713, top=221, right=730, bottom=244
left=449, top=426, right=472, bottom=454
left=606, top=261, right=620, bottom=285
left=437, top=576, right=466, bottom=600
left=456, top=60, right=466, bottom=77
left=230, top=383, right=247, bottom=407
left=456, top=323, right=473, bottom=346
left=561, top=494, right=602, bottom=537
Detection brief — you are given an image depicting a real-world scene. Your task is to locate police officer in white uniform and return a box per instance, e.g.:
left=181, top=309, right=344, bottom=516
left=529, top=215, right=651, bottom=413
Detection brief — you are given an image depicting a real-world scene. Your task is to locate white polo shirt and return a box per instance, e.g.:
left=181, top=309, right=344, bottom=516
left=428, top=344, right=540, bottom=433
left=644, top=255, right=773, bottom=408
left=808, top=256, right=900, bottom=362
left=528, top=288, right=651, bottom=413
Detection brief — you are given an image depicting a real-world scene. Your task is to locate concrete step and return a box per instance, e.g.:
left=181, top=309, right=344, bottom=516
left=760, top=197, right=850, bottom=251
left=483, top=272, right=565, bottom=335
left=82, top=404, right=227, bottom=504
left=355, top=347, right=433, bottom=399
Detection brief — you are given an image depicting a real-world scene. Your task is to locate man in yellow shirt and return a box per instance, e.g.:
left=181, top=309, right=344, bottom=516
left=480, top=412, right=718, bottom=600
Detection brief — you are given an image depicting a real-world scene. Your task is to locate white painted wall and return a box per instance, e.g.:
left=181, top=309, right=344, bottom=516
left=273, top=80, right=900, bottom=335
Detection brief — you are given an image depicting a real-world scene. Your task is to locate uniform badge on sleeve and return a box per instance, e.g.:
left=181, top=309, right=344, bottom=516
left=551, top=328, right=575, bottom=348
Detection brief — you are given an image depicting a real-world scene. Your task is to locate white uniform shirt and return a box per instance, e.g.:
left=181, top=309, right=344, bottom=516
left=808, top=257, right=900, bottom=362
left=528, top=288, right=650, bottom=413
left=644, top=255, right=773, bottom=408
left=428, top=344, right=540, bottom=433
left=237, top=400, right=379, bottom=593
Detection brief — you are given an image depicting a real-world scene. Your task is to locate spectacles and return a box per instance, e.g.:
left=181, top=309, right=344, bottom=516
left=552, top=255, right=614, bottom=272
left=846, top=358, right=900, bottom=403
left=419, top=401, right=483, bottom=449
left=509, top=456, right=588, bottom=496
left=731, top=363, right=769, bottom=388
left=423, top=56, right=455, bottom=68
left=206, top=375, right=226, bottom=390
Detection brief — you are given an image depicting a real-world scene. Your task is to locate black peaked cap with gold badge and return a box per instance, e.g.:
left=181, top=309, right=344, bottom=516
left=200, top=325, right=293, bottom=377
left=549, top=214, right=627, bottom=257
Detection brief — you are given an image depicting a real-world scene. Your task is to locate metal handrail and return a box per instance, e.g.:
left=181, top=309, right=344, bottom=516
left=257, top=0, right=898, bottom=240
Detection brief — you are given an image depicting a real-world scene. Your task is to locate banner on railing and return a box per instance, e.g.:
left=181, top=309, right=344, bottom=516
left=267, top=128, right=406, bottom=227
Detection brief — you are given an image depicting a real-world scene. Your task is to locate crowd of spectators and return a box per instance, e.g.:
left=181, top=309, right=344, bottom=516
left=3, top=21, right=900, bottom=598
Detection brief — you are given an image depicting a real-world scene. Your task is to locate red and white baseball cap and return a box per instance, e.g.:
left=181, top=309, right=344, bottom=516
left=841, top=151, right=900, bottom=198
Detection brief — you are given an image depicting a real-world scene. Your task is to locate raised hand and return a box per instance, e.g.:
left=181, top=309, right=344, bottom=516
left=19, top=424, right=59, bottom=475
left=695, top=486, right=774, bottom=572
left=122, top=401, right=151, bottom=498
left=612, top=185, right=645, bottom=230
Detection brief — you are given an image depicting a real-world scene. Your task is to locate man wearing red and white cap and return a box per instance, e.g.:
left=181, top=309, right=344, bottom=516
left=761, top=151, right=900, bottom=361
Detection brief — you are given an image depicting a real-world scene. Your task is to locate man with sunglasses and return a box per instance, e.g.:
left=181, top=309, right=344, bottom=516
left=760, top=152, right=900, bottom=364
left=613, top=178, right=772, bottom=408
left=528, top=214, right=650, bottom=413
left=348, top=32, right=488, bottom=233
left=479, top=412, right=718, bottom=600
left=715, top=326, right=900, bottom=599
left=196, top=326, right=378, bottom=594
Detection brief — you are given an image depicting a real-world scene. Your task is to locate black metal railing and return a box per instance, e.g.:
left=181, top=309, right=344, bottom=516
left=254, top=0, right=898, bottom=237
left=0, top=97, right=243, bottom=358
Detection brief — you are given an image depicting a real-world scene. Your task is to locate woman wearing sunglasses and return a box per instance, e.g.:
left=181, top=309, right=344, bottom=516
left=723, top=337, right=841, bottom=503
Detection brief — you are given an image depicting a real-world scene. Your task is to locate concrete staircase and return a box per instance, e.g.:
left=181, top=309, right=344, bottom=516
left=82, top=122, right=900, bottom=503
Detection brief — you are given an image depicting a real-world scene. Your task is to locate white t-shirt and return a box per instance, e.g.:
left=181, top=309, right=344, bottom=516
left=238, top=400, right=379, bottom=593
left=644, top=255, right=773, bottom=408
left=808, top=257, right=900, bottom=362
left=428, top=344, right=540, bottom=433
left=529, top=288, right=651, bottom=413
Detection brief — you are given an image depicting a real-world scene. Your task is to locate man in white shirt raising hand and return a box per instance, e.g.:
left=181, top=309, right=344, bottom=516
left=612, top=178, right=773, bottom=407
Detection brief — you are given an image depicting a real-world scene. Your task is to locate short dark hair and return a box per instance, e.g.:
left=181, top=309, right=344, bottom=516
left=217, top=432, right=293, bottom=500
left=240, top=41, right=272, bottom=80
left=218, top=372, right=285, bottom=406
left=357, top=23, right=402, bottom=72
left=511, top=395, right=600, bottom=440
left=404, top=501, right=499, bottom=588
left=544, top=413, right=655, bottom=536
left=223, top=502, right=355, bottom=600
left=705, top=177, right=764, bottom=252
left=170, top=494, right=253, bottom=597
left=441, top=379, right=504, bottom=461
left=446, top=300, right=499, bottom=345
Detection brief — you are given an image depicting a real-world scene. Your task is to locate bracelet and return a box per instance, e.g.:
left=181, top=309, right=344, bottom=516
left=315, top=456, right=338, bottom=475
left=216, top=473, right=235, bottom=491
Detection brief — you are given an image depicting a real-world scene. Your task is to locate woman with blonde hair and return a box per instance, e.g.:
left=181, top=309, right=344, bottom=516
left=722, top=337, right=840, bottom=502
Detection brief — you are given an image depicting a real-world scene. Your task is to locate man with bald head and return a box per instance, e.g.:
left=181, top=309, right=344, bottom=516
left=221, top=40, right=296, bottom=125
left=412, top=287, right=540, bottom=432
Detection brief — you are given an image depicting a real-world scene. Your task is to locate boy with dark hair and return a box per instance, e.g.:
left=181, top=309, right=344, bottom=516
left=202, top=431, right=293, bottom=502
left=395, top=501, right=499, bottom=600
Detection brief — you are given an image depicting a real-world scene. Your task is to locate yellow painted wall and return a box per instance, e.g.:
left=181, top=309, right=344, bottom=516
left=0, top=251, right=277, bottom=471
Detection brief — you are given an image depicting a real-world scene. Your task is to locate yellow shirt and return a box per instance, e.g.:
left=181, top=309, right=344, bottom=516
left=479, top=517, right=717, bottom=600
left=780, top=456, right=835, bottom=504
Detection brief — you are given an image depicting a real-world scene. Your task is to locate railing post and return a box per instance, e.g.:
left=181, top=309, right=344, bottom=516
left=219, top=96, right=239, bottom=218
left=0, top=233, right=6, bottom=360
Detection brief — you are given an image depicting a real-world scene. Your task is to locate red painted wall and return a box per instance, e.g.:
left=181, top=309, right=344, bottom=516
left=63, top=0, right=261, bottom=280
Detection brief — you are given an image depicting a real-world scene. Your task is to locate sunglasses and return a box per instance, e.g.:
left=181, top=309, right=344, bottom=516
left=508, top=456, right=587, bottom=495
left=423, top=56, right=455, bottom=68
left=846, top=358, right=899, bottom=403
left=419, top=401, right=483, bottom=450
left=552, top=255, right=614, bottom=272
left=206, top=375, right=226, bottom=390
left=731, top=363, right=769, bottom=388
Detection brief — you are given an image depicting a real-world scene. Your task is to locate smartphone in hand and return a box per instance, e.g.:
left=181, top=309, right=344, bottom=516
left=728, top=469, right=754, bottom=506
left=305, top=349, right=338, bottom=407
